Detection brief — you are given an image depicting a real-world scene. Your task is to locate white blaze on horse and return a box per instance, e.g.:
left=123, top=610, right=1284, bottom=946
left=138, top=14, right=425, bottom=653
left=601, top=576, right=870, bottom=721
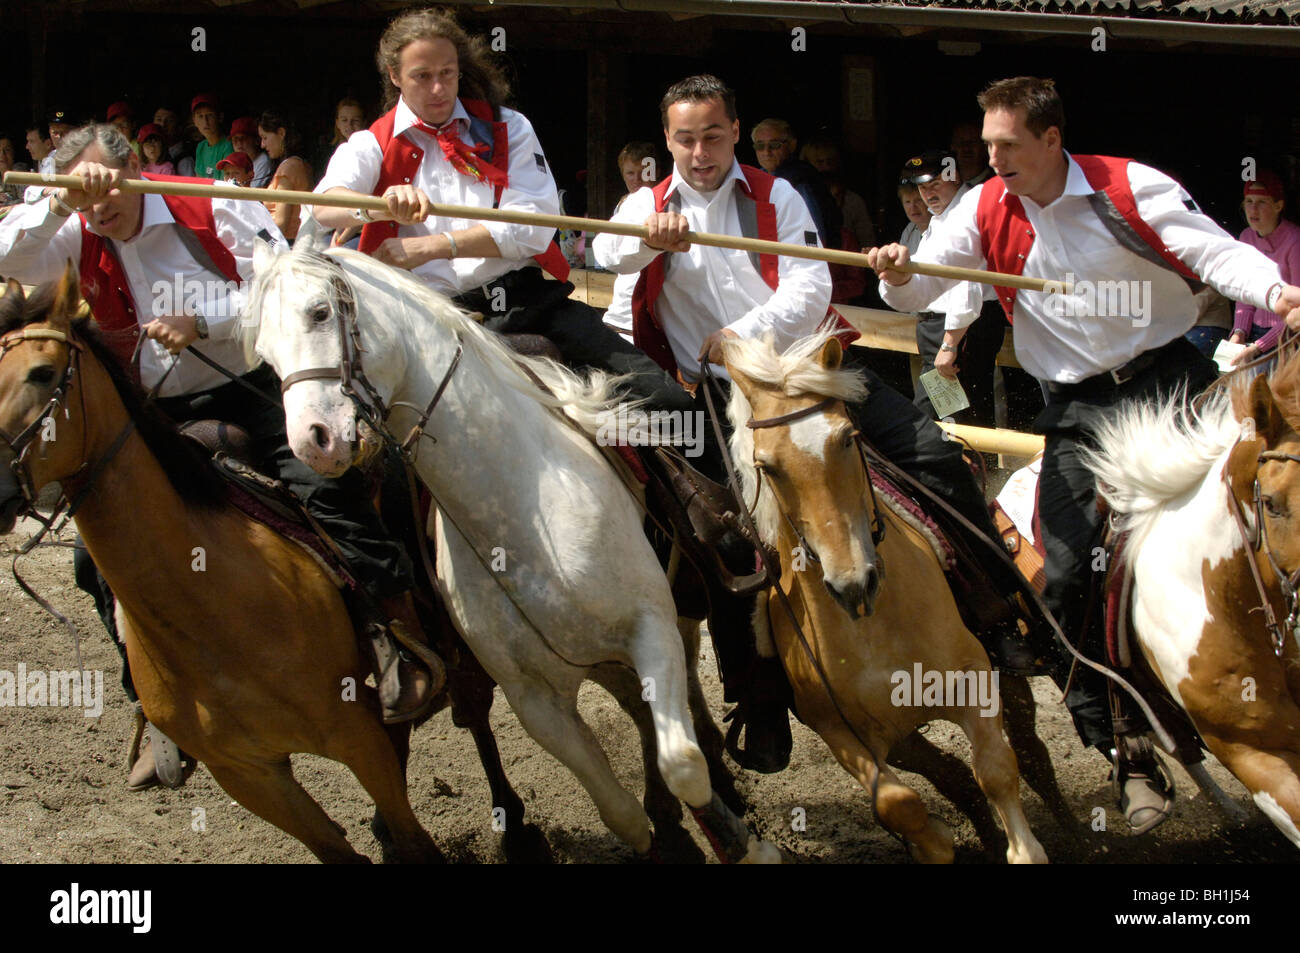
left=1084, top=364, right=1300, bottom=849
left=242, top=238, right=777, bottom=862
left=723, top=332, right=1047, bottom=864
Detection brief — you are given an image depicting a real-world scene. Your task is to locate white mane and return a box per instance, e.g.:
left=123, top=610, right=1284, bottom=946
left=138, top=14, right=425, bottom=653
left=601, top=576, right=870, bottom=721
left=240, top=240, right=631, bottom=435
left=1081, top=385, right=1242, bottom=550
left=724, top=332, right=869, bottom=545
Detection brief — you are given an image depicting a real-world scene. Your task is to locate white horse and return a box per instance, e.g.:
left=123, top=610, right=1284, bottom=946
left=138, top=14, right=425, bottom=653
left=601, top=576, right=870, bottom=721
left=241, top=239, right=777, bottom=863
left=1083, top=370, right=1300, bottom=848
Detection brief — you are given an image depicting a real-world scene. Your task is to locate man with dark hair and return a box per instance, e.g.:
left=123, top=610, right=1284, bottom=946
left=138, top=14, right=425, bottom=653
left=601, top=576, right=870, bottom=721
left=308, top=6, right=689, bottom=415
left=0, top=123, right=444, bottom=787
left=596, top=73, right=1039, bottom=770
left=897, top=149, right=1003, bottom=428
left=868, top=75, right=1300, bottom=834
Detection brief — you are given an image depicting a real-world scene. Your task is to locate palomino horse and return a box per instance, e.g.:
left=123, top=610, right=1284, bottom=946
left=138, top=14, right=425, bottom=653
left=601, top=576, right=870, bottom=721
left=243, top=240, right=777, bottom=863
left=1083, top=362, right=1300, bottom=849
left=0, top=270, right=438, bottom=863
left=723, top=332, right=1048, bottom=864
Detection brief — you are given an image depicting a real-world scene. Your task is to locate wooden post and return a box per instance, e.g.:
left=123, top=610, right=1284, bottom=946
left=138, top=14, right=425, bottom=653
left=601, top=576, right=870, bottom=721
left=587, top=50, right=611, bottom=222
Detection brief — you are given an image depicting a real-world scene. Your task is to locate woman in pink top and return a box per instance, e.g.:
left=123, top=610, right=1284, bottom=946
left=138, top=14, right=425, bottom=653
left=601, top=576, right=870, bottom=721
left=138, top=123, right=176, bottom=176
left=1230, top=170, right=1300, bottom=361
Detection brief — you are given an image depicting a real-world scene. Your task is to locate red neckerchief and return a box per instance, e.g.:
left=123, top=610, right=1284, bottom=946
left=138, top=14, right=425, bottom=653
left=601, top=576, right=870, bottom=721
left=410, top=117, right=508, bottom=191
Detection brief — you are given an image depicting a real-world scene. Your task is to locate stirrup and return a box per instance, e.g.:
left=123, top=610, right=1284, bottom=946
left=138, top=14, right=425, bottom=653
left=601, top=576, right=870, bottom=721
left=1110, top=736, right=1175, bottom=835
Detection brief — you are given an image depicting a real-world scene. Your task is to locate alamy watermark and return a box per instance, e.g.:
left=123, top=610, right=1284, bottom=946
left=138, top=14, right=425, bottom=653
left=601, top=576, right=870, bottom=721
left=0, top=665, right=103, bottom=717
left=595, top=404, right=706, bottom=458
left=150, top=275, right=240, bottom=320
left=889, top=663, right=1000, bottom=718
left=1043, top=272, right=1152, bottom=327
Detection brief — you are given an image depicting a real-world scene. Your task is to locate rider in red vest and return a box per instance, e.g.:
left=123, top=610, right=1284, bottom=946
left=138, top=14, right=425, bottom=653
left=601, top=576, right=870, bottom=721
left=597, top=74, right=1040, bottom=772
left=308, top=8, right=692, bottom=421
left=0, top=124, right=444, bottom=788
left=870, top=76, right=1300, bottom=835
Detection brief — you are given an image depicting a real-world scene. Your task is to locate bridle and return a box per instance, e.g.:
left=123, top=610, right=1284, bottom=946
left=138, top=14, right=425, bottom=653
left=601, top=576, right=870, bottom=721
left=0, top=327, right=85, bottom=519
left=746, top=395, right=887, bottom=551
left=1225, top=441, right=1300, bottom=658
left=274, top=255, right=463, bottom=461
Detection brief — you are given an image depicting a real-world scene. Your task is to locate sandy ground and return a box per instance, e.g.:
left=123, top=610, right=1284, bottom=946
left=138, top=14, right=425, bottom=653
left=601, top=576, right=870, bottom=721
left=0, top=514, right=1295, bottom=865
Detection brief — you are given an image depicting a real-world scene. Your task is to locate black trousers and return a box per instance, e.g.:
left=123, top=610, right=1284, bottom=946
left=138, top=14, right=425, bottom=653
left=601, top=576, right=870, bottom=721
left=1035, top=336, right=1217, bottom=749
left=458, top=266, right=696, bottom=417
left=914, top=300, right=1006, bottom=428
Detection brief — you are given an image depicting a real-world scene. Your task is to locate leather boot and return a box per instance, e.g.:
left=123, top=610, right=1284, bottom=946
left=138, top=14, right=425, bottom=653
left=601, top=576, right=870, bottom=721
left=1111, top=733, right=1175, bottom=834
left=372, top=592, right=446, bottom=725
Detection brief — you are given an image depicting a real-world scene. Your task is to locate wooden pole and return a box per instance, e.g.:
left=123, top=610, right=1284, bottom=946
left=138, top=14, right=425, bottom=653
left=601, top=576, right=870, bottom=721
left=938, top=421, right=1044, bottom=458
left=5, top=171, right=1072, bottom=294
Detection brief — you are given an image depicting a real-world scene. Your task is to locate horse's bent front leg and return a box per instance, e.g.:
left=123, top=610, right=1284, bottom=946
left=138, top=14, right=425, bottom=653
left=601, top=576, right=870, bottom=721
left=820, top=723, right=955, bottom=863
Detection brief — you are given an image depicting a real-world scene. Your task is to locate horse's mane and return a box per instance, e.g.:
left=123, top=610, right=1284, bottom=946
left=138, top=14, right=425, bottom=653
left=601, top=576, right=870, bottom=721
left=0, top=284, right=226, bottom=510
left=723, top=332, right=869, bottom=546
left=1081, top=382, right=1243, bottom=551
left=240, top=242, right=629, bottom=435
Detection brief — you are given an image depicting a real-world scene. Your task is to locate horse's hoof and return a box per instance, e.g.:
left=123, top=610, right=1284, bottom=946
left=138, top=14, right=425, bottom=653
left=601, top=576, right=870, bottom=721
left=738, top=836, right=782, bottom=864
left=502, top=823, right=554, bottom=864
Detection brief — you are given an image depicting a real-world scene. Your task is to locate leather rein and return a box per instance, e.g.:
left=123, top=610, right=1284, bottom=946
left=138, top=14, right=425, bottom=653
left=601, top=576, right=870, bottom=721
left=1223, top=441, right=1300, bottom=658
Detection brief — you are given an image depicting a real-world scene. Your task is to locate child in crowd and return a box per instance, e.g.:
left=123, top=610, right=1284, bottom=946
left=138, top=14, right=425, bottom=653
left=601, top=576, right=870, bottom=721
left=137, top=124, right=176, bottom=176
left=216, top=151, right=253, bottom=187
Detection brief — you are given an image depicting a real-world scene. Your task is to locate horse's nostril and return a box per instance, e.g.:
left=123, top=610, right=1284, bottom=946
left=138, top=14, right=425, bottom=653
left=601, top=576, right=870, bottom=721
left=310, top=423, right=330, bottom=451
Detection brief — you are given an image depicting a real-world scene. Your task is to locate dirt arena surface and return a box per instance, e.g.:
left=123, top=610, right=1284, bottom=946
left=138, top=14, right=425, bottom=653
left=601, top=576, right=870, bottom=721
left=0, top=515, right=1294, bottom=865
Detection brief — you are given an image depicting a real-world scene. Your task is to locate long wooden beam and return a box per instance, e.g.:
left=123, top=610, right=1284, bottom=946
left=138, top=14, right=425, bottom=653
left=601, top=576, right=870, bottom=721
left=5, top=171, right=1070, bottom=294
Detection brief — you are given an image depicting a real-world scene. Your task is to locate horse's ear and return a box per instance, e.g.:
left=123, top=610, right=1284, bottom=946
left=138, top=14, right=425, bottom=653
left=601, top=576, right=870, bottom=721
left=1246, top=373, right=1288, bottom=445
left=2, top=279, right=25, bottom=304
left=817, top=335, right=843, bottom=371
left=50, top=260, right=81, bottom=326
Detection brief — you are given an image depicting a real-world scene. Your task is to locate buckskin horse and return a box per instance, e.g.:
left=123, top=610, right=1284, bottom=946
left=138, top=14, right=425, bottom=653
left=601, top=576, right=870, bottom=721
left=723, top=332, right=1048, bottom=864
left=1083, top=360, right=1300, bottom=849
left=0, top=269, right=440, bottom=863
left=242, top=238, right=778, bottom=863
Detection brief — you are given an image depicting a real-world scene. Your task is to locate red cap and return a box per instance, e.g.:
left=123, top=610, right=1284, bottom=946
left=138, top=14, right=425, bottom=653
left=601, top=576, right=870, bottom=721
left=107, top=101, right=132, bottom=122
left=230, top=116, right=258, bottom=139
left=1245, top=170, right=1285, bottom=202
left=216, top=152, right=252, bottom=173
left=190, top=93, right=218, bottom=114
left=136, top=123, right=163, bottom=143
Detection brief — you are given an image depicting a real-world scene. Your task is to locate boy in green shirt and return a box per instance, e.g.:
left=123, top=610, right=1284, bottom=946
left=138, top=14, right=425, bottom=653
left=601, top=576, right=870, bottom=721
left=191, top=93, right=232, bottom=179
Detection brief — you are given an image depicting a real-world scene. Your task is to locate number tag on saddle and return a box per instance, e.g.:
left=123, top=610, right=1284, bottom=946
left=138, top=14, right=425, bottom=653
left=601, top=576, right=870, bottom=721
left=919, top=369, right=970, bottom=420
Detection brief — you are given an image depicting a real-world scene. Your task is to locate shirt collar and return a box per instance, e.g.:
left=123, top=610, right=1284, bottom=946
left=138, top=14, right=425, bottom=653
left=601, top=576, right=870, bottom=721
left=999, top=151, right=1088, bottom=210
left=664, top=159, right=746, bottom=203
left=395, top=96, right=470, bottom=137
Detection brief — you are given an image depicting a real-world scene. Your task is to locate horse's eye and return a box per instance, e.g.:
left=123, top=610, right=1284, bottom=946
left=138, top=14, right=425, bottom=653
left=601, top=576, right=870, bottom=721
left=309, top=303, right=331, bottom=325
left=26, top=365, right=55, bottom=387
left=1264, top=494, right=1289, bottom=519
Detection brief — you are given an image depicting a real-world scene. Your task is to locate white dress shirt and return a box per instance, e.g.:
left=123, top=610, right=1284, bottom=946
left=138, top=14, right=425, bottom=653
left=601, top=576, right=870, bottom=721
left=593, top=161, right=832, bottom=381
left=0, top=192, right=282, bottom=396
left=914, top=182, right=984, bottom=331
left=22, top=154, right=57, bottom=204
left=315, top=97, right=560, bottom=296
left=603, top=270, right=636, bottom=340
left=882, top=154, right=1282, bottom=382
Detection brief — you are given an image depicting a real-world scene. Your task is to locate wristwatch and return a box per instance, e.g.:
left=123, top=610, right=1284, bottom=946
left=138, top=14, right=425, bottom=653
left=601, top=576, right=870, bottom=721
left=193, top=314, right=209, bottom=340
left=939, top=343, right=958, bottom=353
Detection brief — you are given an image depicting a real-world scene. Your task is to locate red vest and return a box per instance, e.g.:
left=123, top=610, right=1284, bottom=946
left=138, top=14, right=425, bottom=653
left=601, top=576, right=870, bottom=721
left=78, top=173, right=241, bottom=368
left=976, top=154, right=1201, bottom=322
left=358, top=100, right=569, bottom=282
left=630, top=164, right=859, bottom=380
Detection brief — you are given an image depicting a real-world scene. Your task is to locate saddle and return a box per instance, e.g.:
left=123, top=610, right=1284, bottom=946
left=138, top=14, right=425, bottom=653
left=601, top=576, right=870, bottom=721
left=178, top=420, right=360, bottom=591
left=1098, top=516, right=1206, bottom=766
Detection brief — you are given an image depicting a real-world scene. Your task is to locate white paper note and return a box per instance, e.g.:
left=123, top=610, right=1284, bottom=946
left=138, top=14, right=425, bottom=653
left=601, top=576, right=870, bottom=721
left=920, top=369, right=970, bottom=419
left=1213, top=339, right=1246, bottom=374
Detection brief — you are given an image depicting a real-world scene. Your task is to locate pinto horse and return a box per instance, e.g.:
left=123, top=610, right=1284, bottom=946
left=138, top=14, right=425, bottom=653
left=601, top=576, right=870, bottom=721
left=0, top=269, right=439, bottom=863
left=723, top=332, right=1048, bottom=864
left=1084, top=362, right=1300, bottom=848
left=242, top=239, right=777, bottom=863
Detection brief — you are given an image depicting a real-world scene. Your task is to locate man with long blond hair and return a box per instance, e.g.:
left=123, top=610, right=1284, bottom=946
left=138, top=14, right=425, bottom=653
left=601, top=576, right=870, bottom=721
left=309, top=7, right=690, bottom=415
